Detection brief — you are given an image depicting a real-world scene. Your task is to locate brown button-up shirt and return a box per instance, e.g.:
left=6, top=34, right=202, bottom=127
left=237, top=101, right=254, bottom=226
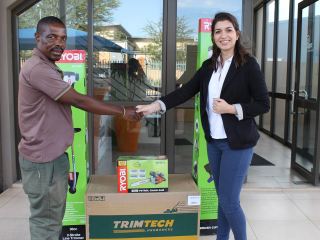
left=18, top=48, right=73, bottom=163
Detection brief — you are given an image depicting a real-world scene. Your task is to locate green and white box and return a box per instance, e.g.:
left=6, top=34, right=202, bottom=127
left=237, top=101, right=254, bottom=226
left=117, top=156, right=168, bottom=193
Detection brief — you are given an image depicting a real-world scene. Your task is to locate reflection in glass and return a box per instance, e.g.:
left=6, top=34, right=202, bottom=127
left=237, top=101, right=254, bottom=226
left=19, top=0, right=60, bottom=27
left=288, top=113, right=294, bottom=143
left=288, top=0, right=304, bottom=144
left=291, top=0, right=304, bottom=91
left=175, top=0, right=198, bottom=173
left=18, top=0, right=89, bottom=62
left=274, top=99, right=285, bottom=138
left=18, top=0, right=60, bottom=63
left=262, top=97, right=272, bottom=131
left=295, top=108, right=316, bottom=172
left=276, top=0, right=290, bottom=93
left=299, top=7, right=309, bottom=95
left=299, top=3, right=319, bottom=101
left=264, top=0, right=275, bottom=92
left=311, top=1, right=320, bottom=100
left=255, top=8, right=263, bottom=66
left=293, top=1, right=319, bottom=175
left=262, top=1, right=274, bottom=133
left=254, top=7, right=265, bottom=135
left=174, top=109, right=195, bottom=173
left=92, top=0, right=163, bottom=174
left=93, top=1, right=163, bottom=103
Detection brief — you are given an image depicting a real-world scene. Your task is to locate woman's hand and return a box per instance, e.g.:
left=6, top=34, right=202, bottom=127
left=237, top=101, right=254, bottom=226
left=123, top=106, right=143, bottom=121
left=136, top=102, right=161, bottom=115
left=212, top=98, right=236, bottom=114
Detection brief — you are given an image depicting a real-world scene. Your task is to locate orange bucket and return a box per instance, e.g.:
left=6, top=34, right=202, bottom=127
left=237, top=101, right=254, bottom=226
left=114, top=115, right=141, bottom=152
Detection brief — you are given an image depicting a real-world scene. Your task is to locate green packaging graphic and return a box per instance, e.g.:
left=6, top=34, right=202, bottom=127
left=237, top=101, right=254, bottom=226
left=192, top=18, right=218, bottom=235
left=57, top=50, right=88, bottom=240
left=117, top=156, right=168, bottom=193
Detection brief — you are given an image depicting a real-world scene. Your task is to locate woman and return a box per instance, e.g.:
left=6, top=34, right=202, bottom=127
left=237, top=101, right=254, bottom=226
left=136, top=12, right=269, bottom=240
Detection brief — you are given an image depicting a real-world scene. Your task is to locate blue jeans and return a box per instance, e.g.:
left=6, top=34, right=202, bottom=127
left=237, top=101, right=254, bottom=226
left=207, top=139, right=252, bottom=240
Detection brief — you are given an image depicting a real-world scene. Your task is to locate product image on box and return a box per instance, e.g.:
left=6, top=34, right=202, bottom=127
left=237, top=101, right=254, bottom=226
left=117, top=156, right=168, bottom=193
left=130, top=170, right=166, bottom=186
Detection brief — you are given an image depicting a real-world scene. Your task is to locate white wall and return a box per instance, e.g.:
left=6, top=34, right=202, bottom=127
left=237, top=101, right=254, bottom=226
left=0, top=0, right=24, bottom=190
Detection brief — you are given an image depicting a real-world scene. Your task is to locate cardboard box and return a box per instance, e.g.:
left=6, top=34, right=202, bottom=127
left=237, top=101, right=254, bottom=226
left=117, top=155, right=168, bottom=193
left=86, top=174, right=200, bottom=240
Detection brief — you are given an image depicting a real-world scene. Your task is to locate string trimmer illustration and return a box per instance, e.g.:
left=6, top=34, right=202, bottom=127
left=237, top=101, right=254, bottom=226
left=130, top=171, right=166, bottom=187
left=68, top=128, right=81, bottom=194
left=204, top=163, right=214, bottom=183
left=63, top=71, right=79, bottom=87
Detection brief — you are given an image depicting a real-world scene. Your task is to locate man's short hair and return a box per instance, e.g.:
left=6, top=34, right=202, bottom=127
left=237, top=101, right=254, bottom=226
left=36, top=16, right=66, bottom=33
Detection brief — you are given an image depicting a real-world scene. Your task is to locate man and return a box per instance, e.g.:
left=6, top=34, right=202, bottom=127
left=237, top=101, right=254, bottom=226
left=18, top=16, right=141, bottom=240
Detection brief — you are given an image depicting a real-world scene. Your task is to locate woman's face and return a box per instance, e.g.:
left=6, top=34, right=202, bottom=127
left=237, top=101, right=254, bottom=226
left=212, top=20, right=239, bottom=55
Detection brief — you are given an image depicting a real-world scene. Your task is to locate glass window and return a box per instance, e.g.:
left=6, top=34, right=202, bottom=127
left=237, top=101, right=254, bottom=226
left=263, top=97, right=272, bottom=132
left=311, top=1, right=319, bottom=100
left=274, top=98, right=286, bottom=138
left=276, top=0, right=290, bottom=93
left=92, top=0, right=163, bottom=174
left=288, top=111, right=294, bottom=143
left=299, top=7, right=309, bottom=94
left=18, top=0, right=89, bottom=51
left=18, top=0, right=60, bottom=26
left=254, top=7, right=264, bottom=131
left=261, top=1, right=275, bottom=132
left=288, top=0, right=303, bottom=143
left=18, top=0, right=60, bottom=62
left=264, top=0, right=275, bottom=92
left=255, top=8, right=263, bottom=66
left=65, top=0, right=88, bottom=33
left=295, top=108, right=317, bottom=172
left=291, top=0, right=304, bottom=91
left=298, top=4, right=319, bottom=101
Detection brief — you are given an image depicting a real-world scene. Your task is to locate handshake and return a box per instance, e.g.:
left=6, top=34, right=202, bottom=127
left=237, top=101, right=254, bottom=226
left=122, top=102, right=162, bottom=121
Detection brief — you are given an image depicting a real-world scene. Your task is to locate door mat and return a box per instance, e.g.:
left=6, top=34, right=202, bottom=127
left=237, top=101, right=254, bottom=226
left=251, top=153, right=275, bottom=166
left=175, top=138, right=193, bottom=145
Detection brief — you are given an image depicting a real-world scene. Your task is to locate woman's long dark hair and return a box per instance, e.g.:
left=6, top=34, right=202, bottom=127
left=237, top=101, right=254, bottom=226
left=211, top=12, right=249, bottom=71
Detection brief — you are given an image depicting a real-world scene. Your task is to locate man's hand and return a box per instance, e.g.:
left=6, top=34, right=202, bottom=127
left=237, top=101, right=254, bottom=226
left=136, top=102, right=161, bottom=115
left=124, top=106, right=143, bottom=121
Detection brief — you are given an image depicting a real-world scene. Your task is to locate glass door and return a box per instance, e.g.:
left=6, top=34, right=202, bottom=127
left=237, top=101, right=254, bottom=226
left=92, top=0, right=163, bottom=174
left=291, top=0, right=320, bottom=185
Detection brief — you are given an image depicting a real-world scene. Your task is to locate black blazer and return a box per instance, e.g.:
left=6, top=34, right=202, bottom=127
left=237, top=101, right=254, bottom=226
left=160, top=55, right=270, bottom=149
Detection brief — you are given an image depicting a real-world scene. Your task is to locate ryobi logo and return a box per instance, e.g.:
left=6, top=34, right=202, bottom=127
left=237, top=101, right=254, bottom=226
left=199, top=18, right=212, bottom=33
left=57, top=50, right=86, bottom=63
left=113, top=219, right=175, bottom=229
left=118, top=167, right=127, bottom=193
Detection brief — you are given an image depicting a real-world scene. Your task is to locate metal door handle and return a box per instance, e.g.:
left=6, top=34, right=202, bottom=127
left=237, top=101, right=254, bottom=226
left=290, top=90, right=296, bottom=114
left=290, top=89, right=308, bottom=115
left=298, top=90, right=308, bottom=99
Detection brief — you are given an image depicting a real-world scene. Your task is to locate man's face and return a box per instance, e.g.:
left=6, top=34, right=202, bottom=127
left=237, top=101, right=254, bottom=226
left=35, top=23, right=67, bottom=62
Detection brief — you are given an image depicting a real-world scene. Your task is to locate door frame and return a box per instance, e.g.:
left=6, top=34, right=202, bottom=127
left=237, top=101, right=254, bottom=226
left=0, top=117, right=3, bottom=193
left=291, top=0, right=320, bottom=185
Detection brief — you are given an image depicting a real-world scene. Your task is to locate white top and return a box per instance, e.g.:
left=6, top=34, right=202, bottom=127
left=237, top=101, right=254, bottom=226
left=206, top=56, right=233, bottom=139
